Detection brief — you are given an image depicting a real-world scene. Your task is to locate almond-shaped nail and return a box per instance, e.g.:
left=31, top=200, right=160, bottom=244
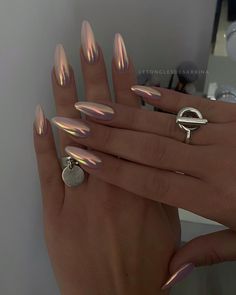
left=51, top=117, right=90, bottom=138
left=35, top=105, right=47, bottom=135
left=75, top=102, right=114, bottom=121
left=81, top=20, right=99, bottom=64
left=131, top=85, right=162, bottom=99
left=161, top=263, right=194, bottom=290
left=54, top=44, right=70, bottom=87
left=114, top=33, right=129, bottom=71
left=65, top=146, right=102, bottom=169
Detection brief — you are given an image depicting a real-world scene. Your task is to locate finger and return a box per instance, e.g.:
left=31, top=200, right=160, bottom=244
left=75, top=101, right=235, bottom=146
left=52, top=44, right=79, bottom=155
left=65, top=146, right=216, bottom=221
left=131, top=86, right=236, bottom=123
left=112, top=34, right=179, bottom=236
left=112, top=34, right=140, bottom=107
left=61, top=119, right=208, bottom=178
left=34, top=106, right=64, bottom=216
left=169, top=230, right=236, bottom=273
left=80, top=21, right=111, bottom=102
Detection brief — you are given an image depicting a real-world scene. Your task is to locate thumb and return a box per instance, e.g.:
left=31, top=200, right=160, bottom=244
left=170, top=230, right=236, bottom=272
left=161, top=230, right=236, bottom=290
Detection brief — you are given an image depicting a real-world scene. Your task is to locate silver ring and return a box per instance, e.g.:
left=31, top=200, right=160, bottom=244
left=61, top=156, right=85, bottom=187
left=176, top=107, right=208, bottom=144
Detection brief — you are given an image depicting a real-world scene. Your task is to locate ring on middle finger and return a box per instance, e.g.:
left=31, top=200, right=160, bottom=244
left=176, top=107, right=208, bottom=144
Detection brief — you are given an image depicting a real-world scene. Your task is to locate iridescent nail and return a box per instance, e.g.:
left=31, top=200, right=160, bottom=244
left=161, top=263, right=194, bottom=290
left=75, top=102, right=114, bottom=121
left=81, top=20, right=99, bottom=64
left=131, top=85, right=162, bottom=99
left=54, top=44, right=70, bottom=87
left=51, top=117, right=90, bottom=138
left=113, top=33, right=129, bottom=71
left=35, top=105, right=47, bottom=135
left=65, top=146, right=102, bottom=169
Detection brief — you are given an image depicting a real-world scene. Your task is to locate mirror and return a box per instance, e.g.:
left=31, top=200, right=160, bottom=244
left=205, top=0, right=236, bottom=101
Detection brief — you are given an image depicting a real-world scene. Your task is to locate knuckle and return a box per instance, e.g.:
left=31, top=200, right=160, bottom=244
left=166, top=118, right=179, bottom=139
left=101, top=127, right=114, bottom=150
left=146, top=172, right=170, bottom=199
left=142, top=136, right=168, bottom=167
left=128, top=109, right=139, bottom=129
left=43, top=174, right=60, bottom=188
left=156, top=140, right=168, bottom=165
left=172, top=92, right=184, bottom=110
left=204, top=249, right=223, bottom=265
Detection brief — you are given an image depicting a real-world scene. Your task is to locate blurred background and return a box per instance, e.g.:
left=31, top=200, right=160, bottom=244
left=0, top=0, right=236, bottom=294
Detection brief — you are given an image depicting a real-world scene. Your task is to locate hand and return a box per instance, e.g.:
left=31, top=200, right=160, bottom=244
left=34, top=22, right=180, bottom=295
left=55, top=84, right=236, bottom=279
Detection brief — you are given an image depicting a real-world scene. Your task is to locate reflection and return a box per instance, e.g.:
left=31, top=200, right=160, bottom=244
left=205, top=0, right=236, bottom=101
left=212, top=0, right=236, bottom=57
left=226, top=22, right=236, bottom=61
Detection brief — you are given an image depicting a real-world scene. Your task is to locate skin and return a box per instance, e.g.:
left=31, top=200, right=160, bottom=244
left=64, top=87, right=236, bottom=273
left=33, top=46, right=180, bottom=294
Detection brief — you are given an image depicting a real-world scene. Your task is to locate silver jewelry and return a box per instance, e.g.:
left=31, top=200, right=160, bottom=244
left=176, top=107, right=208, bottom=144
left=61, top=157, right=85, bottom=187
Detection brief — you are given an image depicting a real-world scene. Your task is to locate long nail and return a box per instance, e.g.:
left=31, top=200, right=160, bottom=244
left=161, top=263, right=194, bottom=290
left=54, top=44, right=70, bottom=87
left=81, top=20, right=99, bottom=64
left=35, top=105, right=47, bottom=135
left=75, top=102, right=114, bottom=121
left=131, top=85, right=162, bottom=99
left=113, top=33, right=129, bottom=71
left=51, top=117, right=90, bottom=138
left=65, top=146, right=102, bottom=169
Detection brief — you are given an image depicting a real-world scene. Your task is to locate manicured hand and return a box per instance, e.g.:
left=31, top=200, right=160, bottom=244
left=55, top=84, right=236, bottom=284
left=34, top=21, right=180, bottom=294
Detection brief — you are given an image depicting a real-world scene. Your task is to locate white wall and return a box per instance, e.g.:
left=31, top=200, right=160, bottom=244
left=0, top=0, right=223, bottom=294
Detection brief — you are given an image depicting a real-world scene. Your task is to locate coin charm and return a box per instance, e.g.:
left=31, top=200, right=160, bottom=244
left=62, top=165, right=85, bottom=187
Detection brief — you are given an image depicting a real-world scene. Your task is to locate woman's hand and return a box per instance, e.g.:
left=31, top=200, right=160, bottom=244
left=55, top=84, right=236, bottom=275
left=34, top=21, right=180, bottom=294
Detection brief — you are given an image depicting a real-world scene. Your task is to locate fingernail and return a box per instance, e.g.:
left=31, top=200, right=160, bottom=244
left=81, top=20, right=99, bottom=64
left=113, top=33, right=129, bottom=71
left=161, top=263, right=194, bottom=290
left=75, top=102, right=114, bottom=121
left=35, top=105, right=47, bottom=135
left=54, top=44, right=70, bottom=87
left=65, top=146, right=102, bottom=169
left=51, top=117, right=90, bottom=138
left=131, top=85, right=162, bottom=99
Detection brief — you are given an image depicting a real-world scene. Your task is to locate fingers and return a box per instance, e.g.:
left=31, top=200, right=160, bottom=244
left=112, top=34, right=179, bottom=236
left=65, top=146, right=218, bottom=221
left=75, top=101, right=236, bottom=146
left=112, top=34, right=140, bottom=107
left=169, top=230, right=236, bottom=274
left=80, top=21, right=111, bottom=102
left=34, top=106, right=64, bottom=216
left=131, top=86, right=236, bottom=123
left=52, top=44, right=79, bottom=155
left=60, top=119, right=208, bottom=178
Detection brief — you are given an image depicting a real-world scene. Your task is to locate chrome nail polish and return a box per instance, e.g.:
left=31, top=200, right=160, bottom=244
left=161, top=263, right=194, bottom=290
left=131, top=85, right=162, bottom=99
left=65, top=146, right=102, bottom=169
left=113, top=33, right=129, bottom=71
left=81, top=20, right=99, bottom=64
left=75, top=102, right=114, bottom=121
left=51, top=117, right=90, bottom=138
left=54, top=44, right=70, bottom=87
left=35, top=105, right=47, bottom=135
